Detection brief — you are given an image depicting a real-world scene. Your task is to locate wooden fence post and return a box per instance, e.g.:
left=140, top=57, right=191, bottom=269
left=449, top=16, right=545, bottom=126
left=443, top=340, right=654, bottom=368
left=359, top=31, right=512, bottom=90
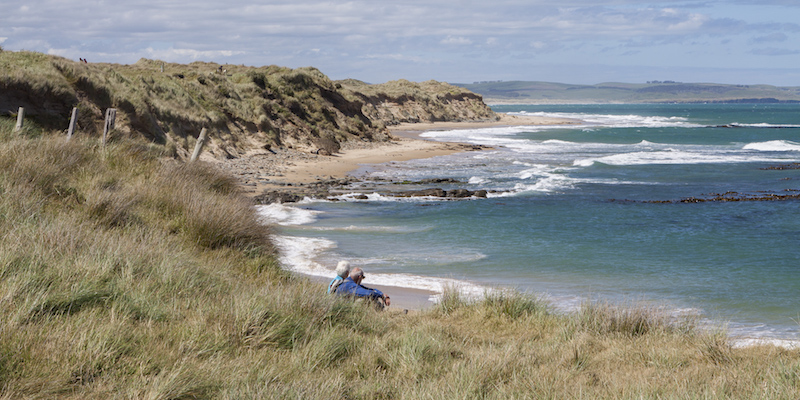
left=102, top=108, right=116, bottom=145
left=14, top=107, right=24, bottom=132
left=66, top=107, right=78, bottom=141
left=190, top=128, right=208, bottom=162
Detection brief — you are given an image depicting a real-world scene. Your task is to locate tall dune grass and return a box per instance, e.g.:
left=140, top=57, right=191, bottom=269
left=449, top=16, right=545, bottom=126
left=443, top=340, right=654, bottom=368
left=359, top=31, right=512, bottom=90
left=1, top=125, right=799, bottom=398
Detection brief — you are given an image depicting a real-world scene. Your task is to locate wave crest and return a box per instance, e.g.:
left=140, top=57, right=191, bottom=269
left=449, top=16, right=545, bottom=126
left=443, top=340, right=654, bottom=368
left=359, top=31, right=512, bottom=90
left=743, top=140, right=800, bottom=152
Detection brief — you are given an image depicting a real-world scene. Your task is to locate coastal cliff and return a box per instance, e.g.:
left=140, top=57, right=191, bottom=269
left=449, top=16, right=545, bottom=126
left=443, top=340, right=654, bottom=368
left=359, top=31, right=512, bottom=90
left=0, top=51, right=496, bottom=160
left=339, top=78, right=498, bottom=125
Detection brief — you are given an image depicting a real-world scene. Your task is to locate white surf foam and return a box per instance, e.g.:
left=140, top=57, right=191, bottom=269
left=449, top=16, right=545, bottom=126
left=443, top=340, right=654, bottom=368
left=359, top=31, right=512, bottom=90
left=328, top=192, right=484, bottom=202
left=742, top=140, right=800, bottom=152
left=468, top=176, right=489, bottom=185
left=419, top=126, right=550, bottom=148
left=308, top=225, right=435, bottom=234
left=433, top=136, right=671, bottom=158
left=573, top=150, right=784, bottom=167
left=728, top=123, right=800, bottom=129
left=257, top=202, right=495, bottom=301
left=511, top=111, right=703, bottom=129
left=353, top=273, right=490, bottom=302
left=271, top=235, right=338, bottom=277
left=256, top=203, right=320, bottom=226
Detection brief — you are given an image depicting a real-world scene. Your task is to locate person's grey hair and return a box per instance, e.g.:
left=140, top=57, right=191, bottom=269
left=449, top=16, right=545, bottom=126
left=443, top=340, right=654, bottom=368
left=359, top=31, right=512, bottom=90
left=335, top=260, right=351, bottom=278
left=349, top=267, right=364, bottom=280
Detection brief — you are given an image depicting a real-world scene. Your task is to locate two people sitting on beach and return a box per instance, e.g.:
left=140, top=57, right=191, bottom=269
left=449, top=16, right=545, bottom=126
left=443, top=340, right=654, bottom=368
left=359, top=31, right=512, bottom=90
left=328, top=261, right=391, bottom=309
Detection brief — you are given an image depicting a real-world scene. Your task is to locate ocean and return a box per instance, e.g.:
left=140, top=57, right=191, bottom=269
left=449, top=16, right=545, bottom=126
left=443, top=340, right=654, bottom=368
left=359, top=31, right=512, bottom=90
left=258, top=103, right=800, bottom=343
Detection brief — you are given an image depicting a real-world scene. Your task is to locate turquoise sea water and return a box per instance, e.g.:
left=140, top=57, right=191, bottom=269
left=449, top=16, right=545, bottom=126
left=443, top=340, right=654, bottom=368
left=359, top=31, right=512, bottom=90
left=260, top=104, right=800, bottom=341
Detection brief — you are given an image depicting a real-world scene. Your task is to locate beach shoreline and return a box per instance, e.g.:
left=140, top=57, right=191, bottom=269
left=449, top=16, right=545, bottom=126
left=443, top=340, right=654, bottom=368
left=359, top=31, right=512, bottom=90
left=214, top=113, right=580, bottom=193
left=231, top=113, right=578, bottom=310
left=246, top=109, right=800, bottom=348
left=389, top=112, right=581, bottom=134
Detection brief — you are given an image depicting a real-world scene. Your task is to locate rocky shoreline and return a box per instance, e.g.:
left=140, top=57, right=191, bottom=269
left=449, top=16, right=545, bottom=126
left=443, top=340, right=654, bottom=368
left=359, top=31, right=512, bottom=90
left=210, top=113, right=582, bottom=204
left=251, top=177, right=495, bottom=204
left=216, top=142, right=800, bottom=206
left=210, top=139, right=496, bottom=204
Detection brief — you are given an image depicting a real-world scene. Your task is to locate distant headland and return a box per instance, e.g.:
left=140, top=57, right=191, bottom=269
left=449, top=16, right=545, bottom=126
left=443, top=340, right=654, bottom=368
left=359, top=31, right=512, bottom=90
left=455, top=80, right=800, bottom=104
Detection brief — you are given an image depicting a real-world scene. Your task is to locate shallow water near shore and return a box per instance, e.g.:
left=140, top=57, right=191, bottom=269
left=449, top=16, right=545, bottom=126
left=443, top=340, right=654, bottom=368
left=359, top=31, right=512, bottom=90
left=260, top=103, right=800, bottom=342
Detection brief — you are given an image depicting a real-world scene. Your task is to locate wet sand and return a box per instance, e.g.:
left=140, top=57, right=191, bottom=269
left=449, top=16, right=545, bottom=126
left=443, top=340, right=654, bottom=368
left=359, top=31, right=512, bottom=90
left=276, top=113, right=579, bottom=184
left=305, top=275, right=438, bottom=312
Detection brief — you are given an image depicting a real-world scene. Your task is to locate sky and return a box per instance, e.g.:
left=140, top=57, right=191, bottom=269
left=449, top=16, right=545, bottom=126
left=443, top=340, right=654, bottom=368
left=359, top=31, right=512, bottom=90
left=2, top=0, right=799, bottom=86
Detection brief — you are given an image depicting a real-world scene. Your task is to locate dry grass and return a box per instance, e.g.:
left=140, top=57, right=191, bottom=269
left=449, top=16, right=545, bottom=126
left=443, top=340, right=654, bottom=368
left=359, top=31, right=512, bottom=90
left=1, top=125, right=799, bottom=399
left=1, top=51, right=392, bottom=159
left=339, top=79, right=499, bottom=125
left=1, top=51, right=497, bottom=163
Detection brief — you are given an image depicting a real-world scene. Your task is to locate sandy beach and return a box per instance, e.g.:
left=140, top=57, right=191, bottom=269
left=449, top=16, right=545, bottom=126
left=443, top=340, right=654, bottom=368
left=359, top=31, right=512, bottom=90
left=268, top=137, right=473, bottom=185
left=389, top=112, right=580, bottom=134
left=225, top=113, right=578, bottom=310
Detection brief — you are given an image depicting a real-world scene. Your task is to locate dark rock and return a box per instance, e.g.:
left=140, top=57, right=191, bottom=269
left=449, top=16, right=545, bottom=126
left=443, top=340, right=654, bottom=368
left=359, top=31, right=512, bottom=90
left=629, top=189, right=800, bottom=204
left=447, top=189, right=474, bottom=198
left=396, top=188, right=447, bottom=197
left=418, top=178, right=463, bottom=184
left=762, top=163, right=800, bottom=170
left=254, top=191, right=303, bottom=204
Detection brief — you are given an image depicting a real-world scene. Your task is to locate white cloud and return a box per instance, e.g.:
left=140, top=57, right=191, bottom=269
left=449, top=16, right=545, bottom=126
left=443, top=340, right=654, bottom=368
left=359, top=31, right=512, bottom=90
left=531, top=41, right=546, bottom=49
left=665, top=12, right=708, bottom=31
left=361, top=53, right=424, bottom=63
left=0, top=0, right=798, bottom=84
left=751, top=32, right=788, bottom=43
left=46, top=48, right=67, bottom=56
left=441, top=36, right=472, bottom=45
left=144, top=47, right=245, bottom=61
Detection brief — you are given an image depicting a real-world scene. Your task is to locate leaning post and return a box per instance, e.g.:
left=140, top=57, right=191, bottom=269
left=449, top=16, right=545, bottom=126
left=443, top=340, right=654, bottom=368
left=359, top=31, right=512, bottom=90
left=14, top=107, right=24, bottom=132
left=190, top=128, right=208, bottom=162
left=102, top=108, right=116, bottom=146
left=66, top=107, right=78, bottom=141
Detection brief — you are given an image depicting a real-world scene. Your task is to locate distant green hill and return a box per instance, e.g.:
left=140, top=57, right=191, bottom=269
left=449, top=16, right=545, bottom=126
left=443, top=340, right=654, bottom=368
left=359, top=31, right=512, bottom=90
left=455, top=80, right=800, bottom=104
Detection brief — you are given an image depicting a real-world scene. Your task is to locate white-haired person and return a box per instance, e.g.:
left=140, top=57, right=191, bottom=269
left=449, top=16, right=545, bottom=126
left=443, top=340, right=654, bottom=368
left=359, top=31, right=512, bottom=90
left=335, top=267, right=390, bottom=310
left=327, top=260, right=351, bottom=294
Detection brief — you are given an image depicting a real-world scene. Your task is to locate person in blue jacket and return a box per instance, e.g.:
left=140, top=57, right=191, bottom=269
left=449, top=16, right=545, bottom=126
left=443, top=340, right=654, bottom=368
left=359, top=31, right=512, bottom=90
left=335, top=267, right=391, bottom=309
left=327, top=260, right=351, bottom=294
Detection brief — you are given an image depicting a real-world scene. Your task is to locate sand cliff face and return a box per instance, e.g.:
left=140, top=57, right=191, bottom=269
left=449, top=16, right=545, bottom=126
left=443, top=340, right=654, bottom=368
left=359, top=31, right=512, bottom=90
left=340, top=79, right=498, bottom=126
left=0, top=51, right=496, bottom=160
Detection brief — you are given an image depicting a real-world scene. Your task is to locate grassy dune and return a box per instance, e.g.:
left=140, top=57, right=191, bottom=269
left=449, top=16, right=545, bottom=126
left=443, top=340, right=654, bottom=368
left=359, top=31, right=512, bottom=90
left=0, top=51, right=495, bottom=163
left=0, top=50, right=387, bottom=158
left=2, top=121, right=799, bottom=399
